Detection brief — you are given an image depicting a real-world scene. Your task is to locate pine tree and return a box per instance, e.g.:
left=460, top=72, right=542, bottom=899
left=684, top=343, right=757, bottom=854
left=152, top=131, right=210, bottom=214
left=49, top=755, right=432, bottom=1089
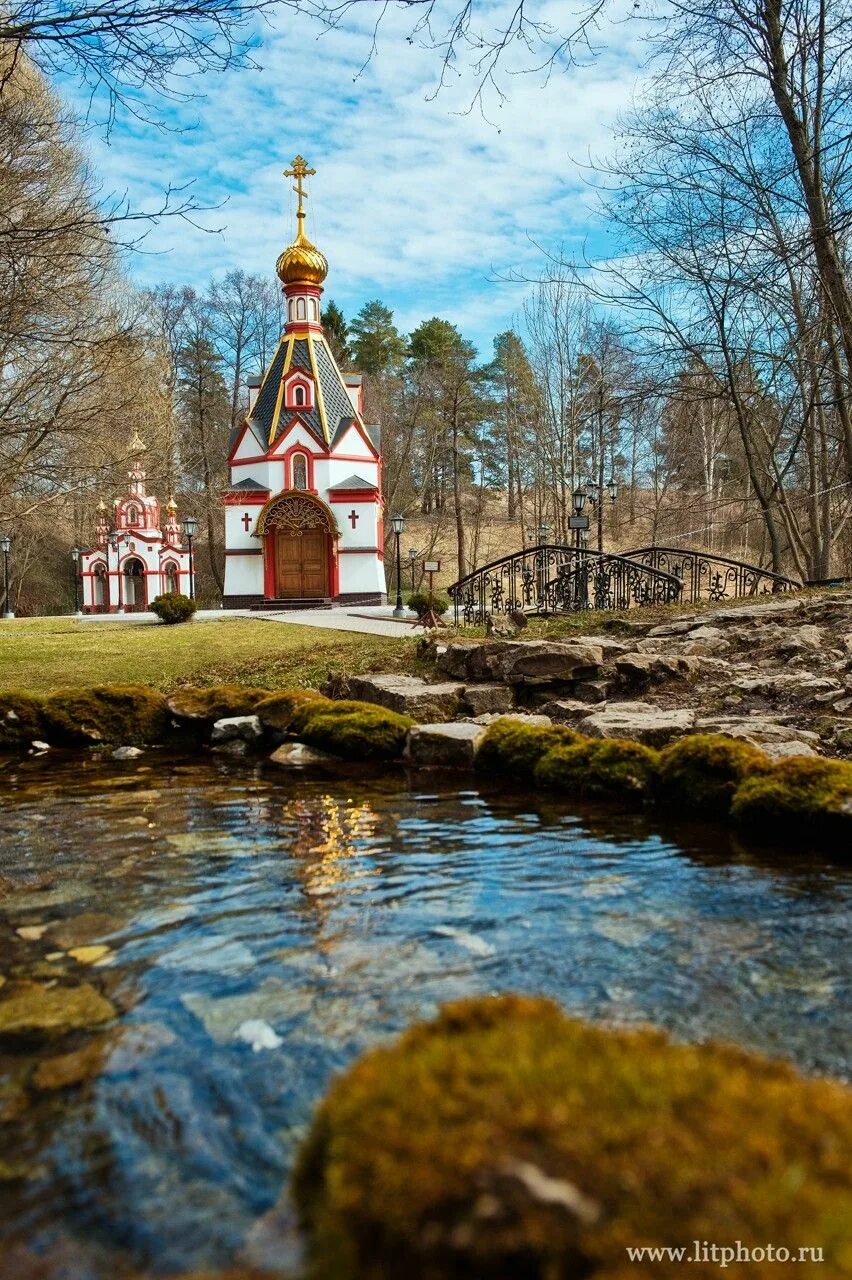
left=322, top=300, right=351, bottom=367
left=350, top=300, right=406, bottom=376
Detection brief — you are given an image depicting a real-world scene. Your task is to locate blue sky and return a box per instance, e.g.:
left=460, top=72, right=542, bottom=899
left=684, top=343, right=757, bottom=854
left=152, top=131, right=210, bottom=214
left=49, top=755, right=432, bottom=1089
left=67, top=0, right=647, bottom=356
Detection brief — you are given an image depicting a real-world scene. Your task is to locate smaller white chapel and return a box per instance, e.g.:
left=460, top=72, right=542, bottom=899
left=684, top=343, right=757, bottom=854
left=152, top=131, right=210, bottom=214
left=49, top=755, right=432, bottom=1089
left=80, top=434, right=192, bottom=613
left=222, top=156, right=386, bottom=607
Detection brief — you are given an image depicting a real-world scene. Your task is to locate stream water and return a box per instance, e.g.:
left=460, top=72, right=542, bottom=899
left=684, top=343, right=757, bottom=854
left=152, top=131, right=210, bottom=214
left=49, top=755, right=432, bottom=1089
left=0, top=754, right=849, bottom=1278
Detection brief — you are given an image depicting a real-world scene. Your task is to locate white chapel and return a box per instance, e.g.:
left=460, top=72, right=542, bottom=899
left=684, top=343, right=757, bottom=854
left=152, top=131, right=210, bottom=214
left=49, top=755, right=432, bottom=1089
left=222, top=156, right=386, bottom=607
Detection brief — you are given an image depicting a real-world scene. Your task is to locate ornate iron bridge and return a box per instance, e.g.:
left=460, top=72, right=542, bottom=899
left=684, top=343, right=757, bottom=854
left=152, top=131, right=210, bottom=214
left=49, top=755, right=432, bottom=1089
left=618, top=546, right=800, bottom=603
left=447, top=544, right=801, bottom=625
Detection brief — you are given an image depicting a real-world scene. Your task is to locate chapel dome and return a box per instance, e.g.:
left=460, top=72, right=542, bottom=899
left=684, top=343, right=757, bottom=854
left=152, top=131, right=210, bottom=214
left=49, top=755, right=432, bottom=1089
left=276, top=221, right=328, bottom=287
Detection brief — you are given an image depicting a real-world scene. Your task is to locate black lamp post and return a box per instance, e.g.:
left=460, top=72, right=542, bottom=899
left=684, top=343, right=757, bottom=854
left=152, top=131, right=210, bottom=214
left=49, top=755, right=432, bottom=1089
left=391, top=514, right=405, bottom=617
left=71, top=547, right=82, bottom=616
left=1, top=534, right=12, bottom=619
left=408, top=546, right=417, bottom=592
left=182, top=517, right=198, bottom=600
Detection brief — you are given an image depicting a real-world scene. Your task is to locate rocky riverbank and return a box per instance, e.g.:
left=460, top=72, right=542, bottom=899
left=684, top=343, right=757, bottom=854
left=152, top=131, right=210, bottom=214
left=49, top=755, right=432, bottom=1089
left=344, top=588, right=852, bottom=760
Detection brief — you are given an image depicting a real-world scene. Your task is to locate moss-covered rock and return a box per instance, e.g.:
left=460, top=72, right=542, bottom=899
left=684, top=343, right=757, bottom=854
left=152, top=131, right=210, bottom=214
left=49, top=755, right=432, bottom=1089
left=656, top=733, right=770, bottom=814
left=0, top=691, right=46, bottom=748
left=535, top=736, right=659, bottom=803
left=731, top=755, right=852, bottom=843
left=293, top=994, right=852, bottom=1280
left=166, top=684, right=269, bottom=723
left=289, top=698, right=413, bottom=760
left=42, top=685, right=171, bottom=745
left=475, top=718, right=580, bottom=780
left=255, top=688, right=329, bottom=733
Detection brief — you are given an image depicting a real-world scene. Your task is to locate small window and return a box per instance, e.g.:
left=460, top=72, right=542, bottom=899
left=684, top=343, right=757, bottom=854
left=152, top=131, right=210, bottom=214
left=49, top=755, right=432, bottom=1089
left=310, top=298, right=319, bottom=320
left=127, top=505, right=139, bottom=527
left=288, top=299, right=295, bottom=322
left=294, top=385, right=305, bottom=406
left=292, top=454, right=308, bottom=490
left=297, top=297, right=306, bottom=320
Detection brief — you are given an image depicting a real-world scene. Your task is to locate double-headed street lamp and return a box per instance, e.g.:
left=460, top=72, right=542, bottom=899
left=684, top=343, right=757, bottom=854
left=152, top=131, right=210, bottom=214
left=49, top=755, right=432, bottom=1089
left=572, top=479, right=618, bottom=551
left=182, top=517, right=198, bottom=600
left=71, top=547, right=82, bottom=616
left=1, top=534, right=12, bottom=619
left=391, top=514, right=405, bottom=618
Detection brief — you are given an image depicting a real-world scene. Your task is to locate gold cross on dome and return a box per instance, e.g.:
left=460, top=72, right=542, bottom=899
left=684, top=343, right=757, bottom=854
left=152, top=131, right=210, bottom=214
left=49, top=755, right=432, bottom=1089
left=284, top=155, right=316, bottom=217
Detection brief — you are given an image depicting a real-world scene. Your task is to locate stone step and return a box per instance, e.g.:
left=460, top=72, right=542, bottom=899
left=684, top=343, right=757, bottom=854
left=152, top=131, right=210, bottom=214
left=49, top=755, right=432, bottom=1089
left=251, top=598, right=333, bottom=612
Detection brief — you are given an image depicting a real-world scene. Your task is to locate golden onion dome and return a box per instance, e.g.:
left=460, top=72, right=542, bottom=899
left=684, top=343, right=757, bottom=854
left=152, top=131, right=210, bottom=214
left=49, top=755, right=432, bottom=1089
left=276, top=212, right=328, bottom=287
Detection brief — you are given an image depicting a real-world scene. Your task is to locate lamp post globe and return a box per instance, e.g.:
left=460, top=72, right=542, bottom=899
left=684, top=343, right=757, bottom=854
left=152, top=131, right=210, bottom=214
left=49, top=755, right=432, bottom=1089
left=573, top=487, right=586, bottom=514
left=182, top=517, right=198, bottom=601
left=538, top=521, right=550, bottom=543
left=1, top=534, right=12, bottom=619
left=607, top=477, right=618, bottom=503
left=390, top=514, right=405, bottom=617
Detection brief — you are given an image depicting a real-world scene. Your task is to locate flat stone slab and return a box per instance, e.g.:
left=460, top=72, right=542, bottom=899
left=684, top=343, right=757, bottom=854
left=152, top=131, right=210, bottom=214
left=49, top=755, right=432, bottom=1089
left=347, top=674, right=464, bottom=721
left=462, top=683, right=514, bottom=715
left=211, top=715, right=263, bottom=744
left=581, top=702, right=695, bottom=747
left=538, top=699, right=602, bottom=723
left=439, top=639, right=604, bottom=684
left=695, top=717, right=820, bottom=758
left=404, top=722, right=487, bottom=768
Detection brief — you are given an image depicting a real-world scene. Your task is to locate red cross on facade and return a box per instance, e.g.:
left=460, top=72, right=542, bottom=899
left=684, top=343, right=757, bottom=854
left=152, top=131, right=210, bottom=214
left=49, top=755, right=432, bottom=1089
left=349, top=510, right=359, bottom=529
left=242, top=513, right=252, bottom=532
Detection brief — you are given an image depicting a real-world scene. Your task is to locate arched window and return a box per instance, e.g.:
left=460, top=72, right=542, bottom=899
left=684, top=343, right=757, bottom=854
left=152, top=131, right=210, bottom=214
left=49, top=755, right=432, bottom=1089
left=294, top=385, right=305, bottom=406
left=310, top=298, right=319, bottom=320
left=127, top=505, right=140, bottom=527
left=288, top=299, right=295, bottom=322
left=296, top=297, right=306, bottom=320
left=122, top=557, right=145, bottom=611
left=163, top=563, right=179, bottom=594
left=292, top=453, right=308, bottom=490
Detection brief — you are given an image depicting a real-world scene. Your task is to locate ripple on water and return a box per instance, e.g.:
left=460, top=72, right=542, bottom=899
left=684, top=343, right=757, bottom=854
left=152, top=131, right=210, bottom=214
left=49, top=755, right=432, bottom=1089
left=0, top=755, right=849, bottom=1276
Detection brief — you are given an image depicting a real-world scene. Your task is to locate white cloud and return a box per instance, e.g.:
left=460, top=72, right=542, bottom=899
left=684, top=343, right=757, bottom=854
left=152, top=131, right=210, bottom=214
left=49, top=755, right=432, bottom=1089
left=65, top=0, right=647, bottom=349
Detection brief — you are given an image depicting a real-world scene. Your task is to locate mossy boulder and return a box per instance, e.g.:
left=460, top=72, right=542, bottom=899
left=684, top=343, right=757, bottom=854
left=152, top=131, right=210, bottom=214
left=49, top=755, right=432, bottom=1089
left=42, top=685, right=171, bottom=745
left=293, top=994, right=852, bottom=1280
left=476, top=719, right=580, bottom=780
left=731, top=755, right=852, bottom=844
left=289, top=698, right=413, bottom=760
left=656, top=733, right=770, bottom=815
left=535, top=736, right=659, bottom=803
left=0, top=691, right=46, bottom=747
left=166, top=684, right=269, bottom=723
left=255, top=688, right=329, bottom=733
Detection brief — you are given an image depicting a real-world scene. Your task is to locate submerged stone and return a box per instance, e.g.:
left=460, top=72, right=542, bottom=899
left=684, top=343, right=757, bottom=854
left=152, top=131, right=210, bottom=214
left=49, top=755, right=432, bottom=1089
left=32, top=1037, right=111, bottom=1090
left=404, top=722, right=487, bottom=768
left=268, top=742, right=338, bottom=768
left=0, top=981, right=115, bottom=1037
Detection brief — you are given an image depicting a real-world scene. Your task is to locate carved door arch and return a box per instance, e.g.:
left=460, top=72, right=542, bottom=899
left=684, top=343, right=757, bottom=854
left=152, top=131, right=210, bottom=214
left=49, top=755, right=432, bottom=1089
left=257, top=492, right=337, bottom=599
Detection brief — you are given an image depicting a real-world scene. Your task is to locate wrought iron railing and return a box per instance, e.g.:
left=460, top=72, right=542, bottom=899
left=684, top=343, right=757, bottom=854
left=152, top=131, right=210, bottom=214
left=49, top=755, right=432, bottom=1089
left=448, top=545, right=682, bottom=625
left=618, top=546, right=800, bottom=603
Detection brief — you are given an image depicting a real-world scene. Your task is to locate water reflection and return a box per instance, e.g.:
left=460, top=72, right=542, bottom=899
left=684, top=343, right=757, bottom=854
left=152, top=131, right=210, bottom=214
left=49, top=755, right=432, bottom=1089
left=0, top=754, right=849, bottom=1278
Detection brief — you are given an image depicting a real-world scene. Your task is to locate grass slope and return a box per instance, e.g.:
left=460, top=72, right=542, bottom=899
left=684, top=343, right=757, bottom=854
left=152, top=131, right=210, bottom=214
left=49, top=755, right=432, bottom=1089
left=0, top=618, right=418, bottom=694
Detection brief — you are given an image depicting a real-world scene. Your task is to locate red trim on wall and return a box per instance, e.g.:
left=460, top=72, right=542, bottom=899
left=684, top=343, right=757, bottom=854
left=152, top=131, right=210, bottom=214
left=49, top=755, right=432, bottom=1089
left=339, top=547, right=383, bottom=554
left=223, top=491, right=269, bottom=506
left=225, top=549, right=262, bottom=556
left=328, top=490, right=379, bottom=503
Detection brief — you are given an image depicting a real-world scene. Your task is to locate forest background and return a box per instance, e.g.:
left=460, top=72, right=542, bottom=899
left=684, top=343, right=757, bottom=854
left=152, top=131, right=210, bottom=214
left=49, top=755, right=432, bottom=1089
left=3, top=0, right=852, bottom=613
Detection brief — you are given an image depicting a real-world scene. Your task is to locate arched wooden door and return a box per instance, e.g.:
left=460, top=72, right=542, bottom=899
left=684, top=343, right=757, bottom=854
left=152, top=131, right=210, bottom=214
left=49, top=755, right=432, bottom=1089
left=257, top=493, right=337, bottom=600
left=274, top=527, right=329, bottom=597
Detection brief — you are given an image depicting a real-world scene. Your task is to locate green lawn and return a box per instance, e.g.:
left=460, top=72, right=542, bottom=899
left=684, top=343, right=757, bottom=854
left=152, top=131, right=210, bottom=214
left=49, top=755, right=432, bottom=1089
left=0, top=617, right=419, bottom=694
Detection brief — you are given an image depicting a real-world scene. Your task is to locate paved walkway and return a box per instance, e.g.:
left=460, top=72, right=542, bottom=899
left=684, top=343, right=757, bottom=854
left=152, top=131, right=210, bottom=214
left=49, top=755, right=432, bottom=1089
left=73, top=605, right=424, bottom=639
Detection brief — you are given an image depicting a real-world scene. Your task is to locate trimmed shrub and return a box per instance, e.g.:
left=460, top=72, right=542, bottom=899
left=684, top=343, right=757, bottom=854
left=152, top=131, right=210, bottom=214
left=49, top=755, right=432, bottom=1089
left=289, top=698, right=413, bottom=760
left=731, top=755, right=852, bottom=844
left=0, top=691, right=46, bottom=748
left=292, top=994, right=852, bottom=1280
left=42, top=685, right=171, bottom=745
left=166, top=685, right=269, bottom=722
left=657, top=733, right=770, bottom=815
left=476, top=719, right=580, bottom=781
left=407, top=590, right=450, bottom=618
left=150, top=592, right=197, bottom=625
left=535, top=736, right=659, bottom=803
left=255, top=688, right=329, bottom=733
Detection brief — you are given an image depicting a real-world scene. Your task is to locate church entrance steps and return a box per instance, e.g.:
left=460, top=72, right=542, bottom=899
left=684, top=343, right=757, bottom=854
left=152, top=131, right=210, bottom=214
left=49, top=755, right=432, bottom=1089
left=250, top=598, right=333, bottom=612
